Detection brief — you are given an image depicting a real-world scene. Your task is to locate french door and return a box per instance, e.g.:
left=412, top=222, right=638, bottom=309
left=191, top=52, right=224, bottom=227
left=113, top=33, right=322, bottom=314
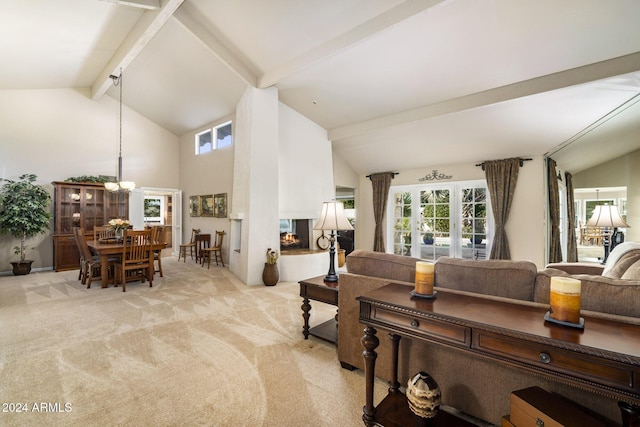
left=388, top=181, right=492, bottom=260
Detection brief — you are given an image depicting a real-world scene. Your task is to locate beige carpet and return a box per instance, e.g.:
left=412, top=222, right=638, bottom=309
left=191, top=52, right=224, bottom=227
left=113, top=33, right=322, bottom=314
left=0, top=257, right=386, bottom=426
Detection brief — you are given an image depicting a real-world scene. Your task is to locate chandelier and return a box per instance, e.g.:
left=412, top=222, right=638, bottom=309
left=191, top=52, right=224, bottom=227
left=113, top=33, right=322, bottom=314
left=105, top=68, right=135, bottom=192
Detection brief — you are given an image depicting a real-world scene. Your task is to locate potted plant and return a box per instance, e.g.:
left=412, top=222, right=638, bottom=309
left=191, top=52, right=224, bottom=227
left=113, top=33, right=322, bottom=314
left=423, top=232, right=434, bottom=245
left=0, top=174, right=51, bottom=275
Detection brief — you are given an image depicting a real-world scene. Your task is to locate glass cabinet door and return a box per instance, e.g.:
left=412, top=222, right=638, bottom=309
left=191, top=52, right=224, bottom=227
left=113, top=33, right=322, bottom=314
left=83, top=187, right=105, bottom=232
left=59, top=186, right=82, bottom=234
left=107, top=191, right=128, bottom=221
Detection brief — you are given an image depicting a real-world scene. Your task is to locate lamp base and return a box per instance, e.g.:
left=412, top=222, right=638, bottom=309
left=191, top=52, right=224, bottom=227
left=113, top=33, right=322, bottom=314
left=324, top=274, right=339, bottom=283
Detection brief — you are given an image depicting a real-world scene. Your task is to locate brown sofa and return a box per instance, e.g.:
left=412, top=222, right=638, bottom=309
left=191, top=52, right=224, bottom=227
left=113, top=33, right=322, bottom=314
left=338, top=249, right=640, bottom=426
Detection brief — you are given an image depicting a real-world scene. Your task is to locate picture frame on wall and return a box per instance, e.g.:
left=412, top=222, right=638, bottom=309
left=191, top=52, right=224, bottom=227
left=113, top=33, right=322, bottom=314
left=200, top=194, right=214, bottom=217
left=189, top=196, right=199, bottom=217
left=214, top=193, right=227, bottom=218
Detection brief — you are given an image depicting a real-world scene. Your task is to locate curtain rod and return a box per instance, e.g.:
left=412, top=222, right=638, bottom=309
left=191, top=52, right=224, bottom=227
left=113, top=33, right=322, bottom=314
left=365, top=172, right=398, bottom=179
left=475, top=158, right=532, bottom=170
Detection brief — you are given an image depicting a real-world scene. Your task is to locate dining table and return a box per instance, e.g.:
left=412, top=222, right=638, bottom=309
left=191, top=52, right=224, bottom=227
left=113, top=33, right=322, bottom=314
left=87, top=239, right=166, bottom=288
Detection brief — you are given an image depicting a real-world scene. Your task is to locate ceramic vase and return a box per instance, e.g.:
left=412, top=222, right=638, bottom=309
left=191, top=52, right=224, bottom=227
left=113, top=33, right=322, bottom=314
left=406, top=371, right=441, bottom=422
left=262, top=263, right=279, bottom=286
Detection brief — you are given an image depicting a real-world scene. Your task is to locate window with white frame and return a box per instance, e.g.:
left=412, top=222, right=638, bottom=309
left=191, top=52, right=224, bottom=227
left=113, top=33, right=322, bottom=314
left=195, top=121, right=233, bottom=155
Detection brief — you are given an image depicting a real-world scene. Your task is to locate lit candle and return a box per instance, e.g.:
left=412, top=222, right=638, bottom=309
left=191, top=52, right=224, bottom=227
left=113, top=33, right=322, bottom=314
left=549, top=277, right=581, bottom=324
left=415, top=261, right=435, bottom=295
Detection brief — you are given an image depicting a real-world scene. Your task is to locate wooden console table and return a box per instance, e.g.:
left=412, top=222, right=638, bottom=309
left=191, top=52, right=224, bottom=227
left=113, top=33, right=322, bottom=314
left=358, top=283, right=640, bottom=427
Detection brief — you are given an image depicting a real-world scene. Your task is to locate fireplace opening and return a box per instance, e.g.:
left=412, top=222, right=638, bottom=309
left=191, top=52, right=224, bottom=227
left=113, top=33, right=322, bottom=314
left=280, top=219, right=310, bottom=252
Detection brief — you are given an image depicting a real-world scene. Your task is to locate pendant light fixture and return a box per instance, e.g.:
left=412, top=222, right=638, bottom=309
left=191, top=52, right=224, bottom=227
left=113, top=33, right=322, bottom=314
left=105, top=68, right=135, bottom=192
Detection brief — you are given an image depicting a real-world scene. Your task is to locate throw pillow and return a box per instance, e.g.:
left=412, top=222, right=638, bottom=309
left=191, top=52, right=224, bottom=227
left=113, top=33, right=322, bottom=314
left=621, top=259, right=640, bottom=280
left=603, top=250, right=640, bottom=279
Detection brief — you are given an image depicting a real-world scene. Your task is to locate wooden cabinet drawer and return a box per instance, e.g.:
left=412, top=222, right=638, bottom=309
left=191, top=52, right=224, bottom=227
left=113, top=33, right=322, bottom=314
left=473, top=330, right=639, bottom=393
left=371, top=306, right=471, bottom=348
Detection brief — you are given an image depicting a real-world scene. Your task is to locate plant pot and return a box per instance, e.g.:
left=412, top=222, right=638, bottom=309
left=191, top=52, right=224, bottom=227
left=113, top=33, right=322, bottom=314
left=262, top=263, right=279, bottom=286
left=11, top=260, right=33, bottom=275
left=471, top=235, right=485, bottom=245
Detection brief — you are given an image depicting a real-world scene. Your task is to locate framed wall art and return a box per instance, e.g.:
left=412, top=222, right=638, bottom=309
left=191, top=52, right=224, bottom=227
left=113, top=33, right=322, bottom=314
left=214, top=193, right=227, bottom=218
left=189, top=196, right=199, bottom=217
left=200, top=194, right=214, bottom=217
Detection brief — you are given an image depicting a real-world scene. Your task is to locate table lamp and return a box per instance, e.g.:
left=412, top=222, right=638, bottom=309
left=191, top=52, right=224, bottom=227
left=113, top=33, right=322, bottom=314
left=314, top=201, right=353, bottom=282
left=586, top=204, right=629, bottom=263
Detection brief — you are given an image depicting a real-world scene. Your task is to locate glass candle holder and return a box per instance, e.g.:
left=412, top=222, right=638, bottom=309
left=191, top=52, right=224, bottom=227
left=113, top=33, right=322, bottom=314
left=549, top=276, right=581, bottom=324
left=415, top=261, right=435, bottom=295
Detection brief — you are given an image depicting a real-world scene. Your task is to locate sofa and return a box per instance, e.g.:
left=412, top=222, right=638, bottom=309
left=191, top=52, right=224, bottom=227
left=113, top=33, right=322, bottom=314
left=338, top=248, right=640, bottom=426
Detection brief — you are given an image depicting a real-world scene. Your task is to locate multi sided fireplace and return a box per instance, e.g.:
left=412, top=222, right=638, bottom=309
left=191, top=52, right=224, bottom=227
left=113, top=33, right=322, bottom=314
left=280, top=219, right=311, bottom=251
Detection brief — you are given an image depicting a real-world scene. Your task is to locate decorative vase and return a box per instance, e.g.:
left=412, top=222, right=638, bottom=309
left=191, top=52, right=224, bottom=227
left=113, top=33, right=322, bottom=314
left=115, top=228, right=124, bottom=241
left=262, top=263, right=279, bottom=286
left=406, top=371, right=441, bottom=422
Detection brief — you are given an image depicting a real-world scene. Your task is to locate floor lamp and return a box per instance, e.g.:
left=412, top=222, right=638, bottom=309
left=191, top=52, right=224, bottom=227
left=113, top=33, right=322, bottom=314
left=314, top=201, right=353, bottom=283
left=586, top=204, right=629, bottom=263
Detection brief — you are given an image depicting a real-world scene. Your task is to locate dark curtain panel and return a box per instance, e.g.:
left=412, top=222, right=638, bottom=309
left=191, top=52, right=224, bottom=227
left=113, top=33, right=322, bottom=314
left=370, top=172, right=394, bottom=252
left=547, top=158, right=563, bottom=263
left=485, top=158, right=520, bottom=259
left=565, top=172, right=578, bottom=262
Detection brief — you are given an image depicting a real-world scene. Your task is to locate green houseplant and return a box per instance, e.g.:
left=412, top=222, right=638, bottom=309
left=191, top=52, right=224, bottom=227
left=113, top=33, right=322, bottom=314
left=0, top=174, right=51, bottom=275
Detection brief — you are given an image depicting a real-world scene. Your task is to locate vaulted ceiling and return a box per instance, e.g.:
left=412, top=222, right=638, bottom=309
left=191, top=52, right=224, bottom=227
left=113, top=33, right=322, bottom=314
left=2, top=0, right=640, bottom=175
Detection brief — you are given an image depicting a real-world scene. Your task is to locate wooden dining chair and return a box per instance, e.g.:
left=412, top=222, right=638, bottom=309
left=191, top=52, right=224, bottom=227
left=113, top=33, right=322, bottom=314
left=178, top=228, right=200, bottom=262
left=114, top=229, right=153, bottom=292
left=72, top=227, right=88, bottom=283
left=94, top=225, right=115, bottom=242
left=150, top=225, right=166, bottom=277
left=75, top=227, right=106, bottom=288
left=201, top=230, right=225, bottom=269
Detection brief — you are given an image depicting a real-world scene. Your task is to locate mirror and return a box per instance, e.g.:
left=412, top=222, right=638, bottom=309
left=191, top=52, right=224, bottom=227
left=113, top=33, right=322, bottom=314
left=547, top=83, right=640, bottom=252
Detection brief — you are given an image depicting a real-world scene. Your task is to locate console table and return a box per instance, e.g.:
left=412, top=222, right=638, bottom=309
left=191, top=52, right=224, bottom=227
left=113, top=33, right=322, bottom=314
left=358, top=283, right=640, bottom=427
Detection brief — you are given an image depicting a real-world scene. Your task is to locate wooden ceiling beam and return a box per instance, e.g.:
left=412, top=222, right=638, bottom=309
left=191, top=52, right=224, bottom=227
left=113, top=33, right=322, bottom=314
left=257, top=0, right=449, bottom=89
left=173, top=4, right=258, bottom=87
left=90, top=0, right=184, bottom=100
left=329, top=51, right=640, bottom=142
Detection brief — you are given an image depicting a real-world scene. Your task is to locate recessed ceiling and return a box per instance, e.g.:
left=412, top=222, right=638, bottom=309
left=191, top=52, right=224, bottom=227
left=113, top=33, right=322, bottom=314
left=2, top=0, right=640, bottom=174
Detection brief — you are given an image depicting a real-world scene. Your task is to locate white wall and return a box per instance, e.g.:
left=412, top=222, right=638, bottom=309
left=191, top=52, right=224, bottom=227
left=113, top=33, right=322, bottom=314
left=0, top=88, right=179, bottom=272
left=178, top=114, right=235, bottom=263
left=278, top=103, right=334, bottom=219
left=229, top=87, right=281, bottom=285
left=354, top=156, right=547, bottom=268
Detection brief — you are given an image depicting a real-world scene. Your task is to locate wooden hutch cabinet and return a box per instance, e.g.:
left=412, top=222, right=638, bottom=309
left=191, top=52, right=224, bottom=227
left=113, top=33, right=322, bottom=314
left=52, top=181, right=128, bottom=271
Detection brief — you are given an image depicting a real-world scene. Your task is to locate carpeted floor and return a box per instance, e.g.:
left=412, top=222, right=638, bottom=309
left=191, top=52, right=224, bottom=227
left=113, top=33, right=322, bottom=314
left=0, top=257, right=387, bottom=426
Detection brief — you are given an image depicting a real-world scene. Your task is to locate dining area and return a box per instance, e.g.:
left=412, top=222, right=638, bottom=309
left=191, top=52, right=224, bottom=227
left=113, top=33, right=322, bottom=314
left=74, top=223, right=167, bottom=292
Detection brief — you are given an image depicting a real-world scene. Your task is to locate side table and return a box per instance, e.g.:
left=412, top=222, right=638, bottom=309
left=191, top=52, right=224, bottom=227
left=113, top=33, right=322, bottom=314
left=299, top=275, right=339, bottom=343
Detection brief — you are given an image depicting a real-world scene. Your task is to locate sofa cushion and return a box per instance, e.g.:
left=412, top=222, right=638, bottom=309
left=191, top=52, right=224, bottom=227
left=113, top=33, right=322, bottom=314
left=602, top=250, right=640, bottom=279
left=601, top=242, right=640, bottom=277
left=345, top=250, right=420, bottom=284
left=621, top=259, right=640, bottom=281
left=434, top=257, right=537, bottom=301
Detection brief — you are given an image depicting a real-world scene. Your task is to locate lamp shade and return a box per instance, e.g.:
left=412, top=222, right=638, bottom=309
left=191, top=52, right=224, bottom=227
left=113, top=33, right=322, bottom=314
left=314, top=202, right=353, bottom=231
left=586, top=204, right=629, bottom=228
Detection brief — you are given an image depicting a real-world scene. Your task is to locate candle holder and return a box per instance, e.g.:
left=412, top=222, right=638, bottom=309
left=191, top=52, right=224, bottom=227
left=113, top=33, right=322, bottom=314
left=412, top=261, right=437, bottom=299
left=545, top=276, right=584, bottom=329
